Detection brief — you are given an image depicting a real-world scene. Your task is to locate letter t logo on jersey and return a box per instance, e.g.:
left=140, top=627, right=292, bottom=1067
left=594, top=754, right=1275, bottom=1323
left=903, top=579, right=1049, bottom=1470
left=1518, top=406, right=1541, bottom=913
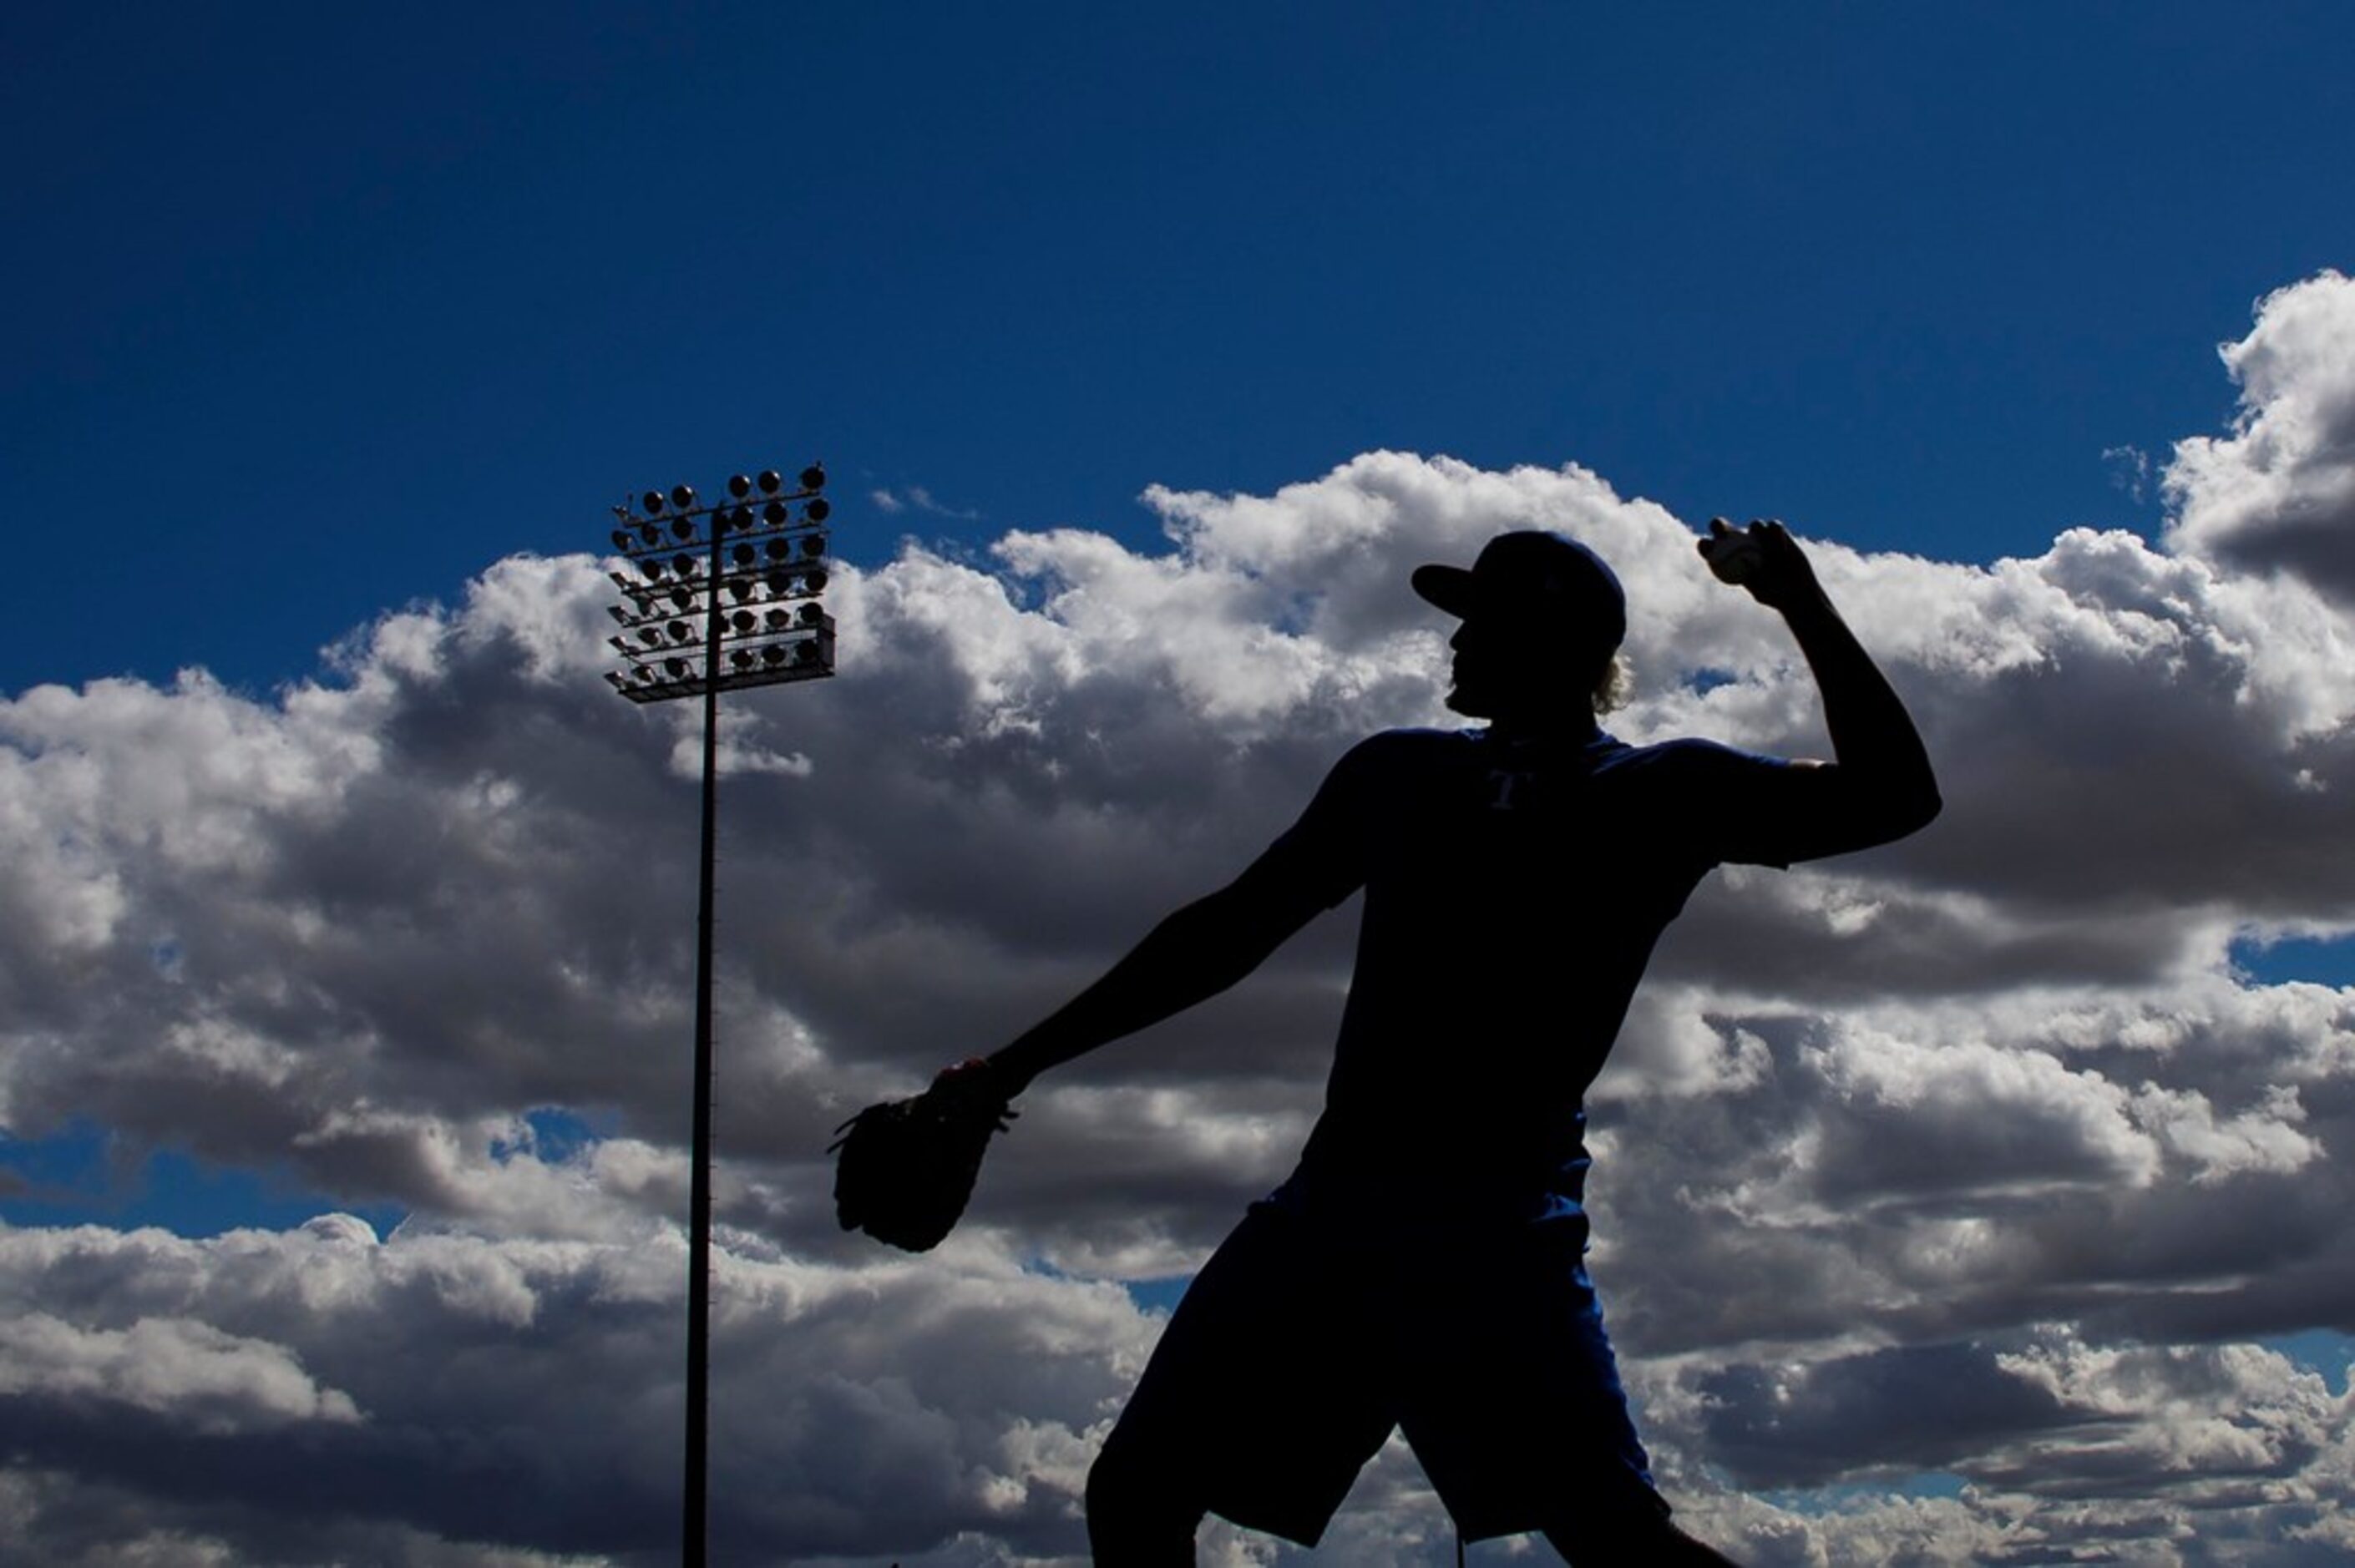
left=1484, top=769, right=1528, bottom=811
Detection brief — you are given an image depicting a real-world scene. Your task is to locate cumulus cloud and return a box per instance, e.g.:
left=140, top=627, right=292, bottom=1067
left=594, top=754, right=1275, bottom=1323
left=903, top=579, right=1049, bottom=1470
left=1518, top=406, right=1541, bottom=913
left=2167, top=271, right=2355, bottom=604
left=5, top=274, right=2355, bottom=1560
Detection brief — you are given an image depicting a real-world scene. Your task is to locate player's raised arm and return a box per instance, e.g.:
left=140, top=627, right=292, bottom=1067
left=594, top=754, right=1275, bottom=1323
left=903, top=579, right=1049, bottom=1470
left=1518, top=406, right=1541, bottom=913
left=1699, top=518, right=1942, bottom=856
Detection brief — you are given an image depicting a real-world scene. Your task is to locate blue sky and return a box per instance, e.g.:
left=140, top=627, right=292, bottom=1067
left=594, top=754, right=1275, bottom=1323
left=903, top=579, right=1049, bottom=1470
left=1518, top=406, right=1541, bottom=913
left=8, top=5, right=2355, bottom=1564
left=9, top=3, right=2351, bottom=698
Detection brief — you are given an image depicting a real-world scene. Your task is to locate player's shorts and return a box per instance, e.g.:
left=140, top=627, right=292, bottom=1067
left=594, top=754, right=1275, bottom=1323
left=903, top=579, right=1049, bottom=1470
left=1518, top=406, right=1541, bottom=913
left=1092, top=1199, right=1669, bottom=1545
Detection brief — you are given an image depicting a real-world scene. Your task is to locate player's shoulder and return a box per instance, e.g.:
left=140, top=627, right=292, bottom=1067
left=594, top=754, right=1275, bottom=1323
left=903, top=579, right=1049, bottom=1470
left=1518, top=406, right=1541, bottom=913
left=1317, top=726, right=1478, bottom=792
left=1338, top=725, right=1480, bottom=761
left=1595, top=734, right=1796, bottom=782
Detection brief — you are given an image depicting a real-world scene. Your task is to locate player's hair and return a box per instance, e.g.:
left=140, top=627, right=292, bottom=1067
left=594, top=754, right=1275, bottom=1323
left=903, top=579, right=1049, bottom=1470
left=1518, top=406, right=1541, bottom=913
left=1590, top=651, right=1633, bottom=715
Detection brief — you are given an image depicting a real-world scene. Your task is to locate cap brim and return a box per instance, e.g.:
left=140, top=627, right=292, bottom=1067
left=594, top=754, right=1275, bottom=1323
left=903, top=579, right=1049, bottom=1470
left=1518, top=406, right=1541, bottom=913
left=1410, top=563, right=1477, bottom=618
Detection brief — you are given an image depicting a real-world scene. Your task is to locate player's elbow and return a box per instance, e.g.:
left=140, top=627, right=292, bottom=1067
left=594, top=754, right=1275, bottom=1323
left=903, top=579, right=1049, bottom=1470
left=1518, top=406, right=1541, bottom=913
left=1866, top=776, right=1942, bottom=846
left=1152, top=885, right=1294, bottom=994
left=1896, top=777, right=1942, bottom=836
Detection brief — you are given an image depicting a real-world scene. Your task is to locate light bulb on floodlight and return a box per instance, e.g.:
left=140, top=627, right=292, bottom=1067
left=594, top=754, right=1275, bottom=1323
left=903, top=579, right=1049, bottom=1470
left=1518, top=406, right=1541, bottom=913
left=641, top=559, right=668, bottom=580
left=732, top=544, right=756, bottom=568
left=764, top=609, right=790, bottom=630
left=731, top=610, right=754, bottom=633
left=802, top=537, right=825, bottom=559
left=803, top=566, right=828, bottom=593
left=640, top=523, right=662, bottom=546
left=763, top=644, right=788, bottom=665
left=671, top=484, right=696, bottom=511
left=797, top=604, right=825, bottom=626
left=727, top=474, right=752, bottom=498
left=668, top=620, right=692, bottom=643
left=671, top=518, right=695, bottom=542
left=804, top=498, right=831, bottom=524
left=642, top=491, right=666, bottom=516
left=665, top=657, right=690, bottom=678
left=757, top=469, right=782, bottom=494
left=764, top=538, right=791, bottom=561
left=762, top=499, right=788, bottom=526
left=800, top=465, right=826, bottom=492
left=611, top=529, right=634, bottom=551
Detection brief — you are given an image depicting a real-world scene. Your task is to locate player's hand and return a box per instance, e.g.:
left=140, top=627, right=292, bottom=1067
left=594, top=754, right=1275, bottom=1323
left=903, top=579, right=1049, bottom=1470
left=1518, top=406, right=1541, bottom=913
left=1699, top=518, right=1820, bottom=612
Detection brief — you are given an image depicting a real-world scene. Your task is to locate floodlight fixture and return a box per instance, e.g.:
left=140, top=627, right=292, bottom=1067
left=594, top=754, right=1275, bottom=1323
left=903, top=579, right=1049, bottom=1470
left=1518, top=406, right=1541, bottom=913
left=597, top=459, right=835, bottom=1568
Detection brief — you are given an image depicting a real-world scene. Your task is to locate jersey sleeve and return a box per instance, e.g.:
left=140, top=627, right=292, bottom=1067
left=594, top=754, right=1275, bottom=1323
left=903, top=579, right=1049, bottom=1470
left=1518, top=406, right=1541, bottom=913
left=1656, top=737, right=1862, bottom=870
left=1243, top=733, right=1390, bottom=910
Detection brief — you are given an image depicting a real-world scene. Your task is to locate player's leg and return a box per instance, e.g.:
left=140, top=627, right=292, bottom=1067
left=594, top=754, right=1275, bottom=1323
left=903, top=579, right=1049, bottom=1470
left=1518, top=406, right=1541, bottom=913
left=1085, top=1203, right=1394, bottom=1562
left=1401, top=1216, right=1729, bottom=1558
left=1085, top=1429, right=1206, bottom=1565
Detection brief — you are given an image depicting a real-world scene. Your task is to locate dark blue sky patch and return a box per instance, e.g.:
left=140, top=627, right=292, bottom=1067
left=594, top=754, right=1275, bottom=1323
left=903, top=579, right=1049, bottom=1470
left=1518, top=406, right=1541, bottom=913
left=0, top=1120, right=404, bottom=1238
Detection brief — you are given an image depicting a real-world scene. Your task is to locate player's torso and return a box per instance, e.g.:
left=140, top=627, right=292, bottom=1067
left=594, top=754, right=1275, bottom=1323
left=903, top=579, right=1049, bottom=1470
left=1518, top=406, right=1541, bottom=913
left=1311, top=728, right=1714, bottom=1185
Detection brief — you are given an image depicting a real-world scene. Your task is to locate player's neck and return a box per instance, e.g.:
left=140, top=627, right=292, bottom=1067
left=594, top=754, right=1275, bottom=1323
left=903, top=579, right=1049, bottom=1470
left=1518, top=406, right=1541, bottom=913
left=1481, top=709, right=1600, bottom=746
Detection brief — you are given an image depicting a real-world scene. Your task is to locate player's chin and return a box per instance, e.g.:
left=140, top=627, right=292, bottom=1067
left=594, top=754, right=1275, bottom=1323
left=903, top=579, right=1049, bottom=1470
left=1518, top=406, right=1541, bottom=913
left=1443, top=684, right=1493, bottom=717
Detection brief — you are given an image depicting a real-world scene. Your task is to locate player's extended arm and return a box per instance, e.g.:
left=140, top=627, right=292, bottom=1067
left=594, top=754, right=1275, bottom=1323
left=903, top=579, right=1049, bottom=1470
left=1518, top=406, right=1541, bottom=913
left=1703, top=518, right=1942, bottom=850
left=984, top=847, right=1333, bottom=1096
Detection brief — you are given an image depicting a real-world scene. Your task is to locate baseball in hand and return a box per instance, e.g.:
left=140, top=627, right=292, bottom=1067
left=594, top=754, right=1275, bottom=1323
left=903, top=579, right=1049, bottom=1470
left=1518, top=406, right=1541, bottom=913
left=1703, top=533, right=1765, bottom=585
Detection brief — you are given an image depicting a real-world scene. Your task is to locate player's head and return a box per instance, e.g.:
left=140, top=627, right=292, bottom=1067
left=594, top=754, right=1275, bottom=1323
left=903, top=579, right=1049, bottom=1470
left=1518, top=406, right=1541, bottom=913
left=1410, top=531, right=1628, bottom=721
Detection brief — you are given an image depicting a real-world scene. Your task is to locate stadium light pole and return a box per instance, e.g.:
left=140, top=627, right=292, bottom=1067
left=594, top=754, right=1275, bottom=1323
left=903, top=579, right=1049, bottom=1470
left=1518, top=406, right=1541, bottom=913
left=600, top=463, right=834, bottom=1568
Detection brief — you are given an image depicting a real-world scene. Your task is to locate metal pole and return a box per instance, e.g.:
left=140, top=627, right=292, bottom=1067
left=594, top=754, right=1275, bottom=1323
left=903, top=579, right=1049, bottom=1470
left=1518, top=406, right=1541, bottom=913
left=683, top=521, right=723, bottom=1567
left=602, top=469, right=831, bottom=1565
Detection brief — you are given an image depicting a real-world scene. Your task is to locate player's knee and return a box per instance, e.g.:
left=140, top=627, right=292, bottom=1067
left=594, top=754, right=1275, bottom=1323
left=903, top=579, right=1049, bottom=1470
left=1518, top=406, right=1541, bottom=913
left=1086, top=1441, right=1201, bottom=1566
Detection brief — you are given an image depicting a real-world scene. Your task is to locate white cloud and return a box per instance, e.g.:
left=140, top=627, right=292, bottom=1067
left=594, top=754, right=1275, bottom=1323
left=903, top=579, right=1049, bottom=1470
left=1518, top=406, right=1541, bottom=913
left=2166, top=271, right=2355, bottom=604
left=4, top=274, right=2355, bottom=1560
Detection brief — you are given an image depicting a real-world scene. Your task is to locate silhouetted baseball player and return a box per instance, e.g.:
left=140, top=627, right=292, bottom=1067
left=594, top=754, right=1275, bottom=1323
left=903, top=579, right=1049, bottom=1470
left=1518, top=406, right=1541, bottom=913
left=975, top=519, right=1940, bottom=1565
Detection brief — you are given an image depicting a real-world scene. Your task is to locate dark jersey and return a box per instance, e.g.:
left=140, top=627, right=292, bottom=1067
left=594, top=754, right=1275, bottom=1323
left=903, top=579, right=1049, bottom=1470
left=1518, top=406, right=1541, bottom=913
left=1257, top=726, right=1842, bottom=1225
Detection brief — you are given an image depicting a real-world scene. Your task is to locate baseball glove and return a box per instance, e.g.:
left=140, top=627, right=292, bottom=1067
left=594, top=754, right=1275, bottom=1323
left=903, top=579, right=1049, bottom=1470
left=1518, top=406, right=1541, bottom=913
left=828, top=1058, right=1017, bottom=1252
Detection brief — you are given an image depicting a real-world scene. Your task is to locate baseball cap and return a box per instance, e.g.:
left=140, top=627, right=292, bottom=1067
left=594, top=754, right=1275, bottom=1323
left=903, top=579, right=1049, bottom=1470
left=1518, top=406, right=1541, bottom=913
left=1410, top=530, right=1627, bottom=652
